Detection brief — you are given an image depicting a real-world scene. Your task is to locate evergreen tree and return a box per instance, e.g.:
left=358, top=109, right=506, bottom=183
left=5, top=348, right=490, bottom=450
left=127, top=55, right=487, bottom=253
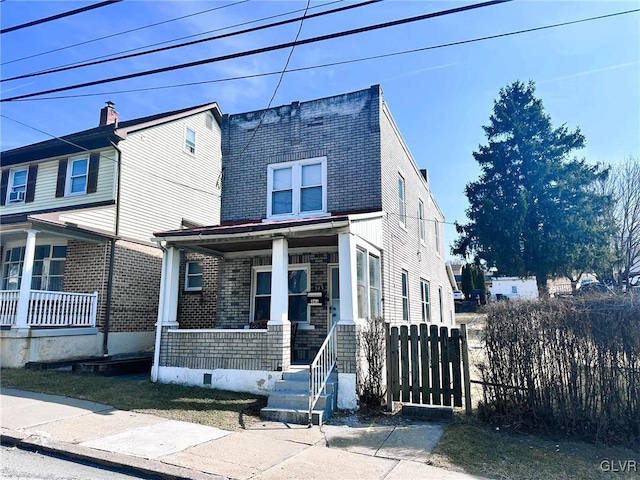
left=461, top=265, right=474, bottom=298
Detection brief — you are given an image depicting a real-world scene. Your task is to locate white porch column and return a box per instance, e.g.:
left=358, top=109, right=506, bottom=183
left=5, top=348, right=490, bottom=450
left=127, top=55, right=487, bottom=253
left=151, top=246, right=180, bottom=382
left=14, top=229, right=38, bottom=330
left=269, top=237, right=289, bottom=325
left=338, top=232, right=358, bottom=325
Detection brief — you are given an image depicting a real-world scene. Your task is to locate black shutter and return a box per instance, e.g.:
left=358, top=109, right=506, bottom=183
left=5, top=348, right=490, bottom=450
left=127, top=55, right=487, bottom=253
left=87, top=153, right=100, bottom=194
left=55, top=159, right=68, bottom=198
left=25, top=165, right=38, bottom=203
left=0, top=170, right=8, bottom=206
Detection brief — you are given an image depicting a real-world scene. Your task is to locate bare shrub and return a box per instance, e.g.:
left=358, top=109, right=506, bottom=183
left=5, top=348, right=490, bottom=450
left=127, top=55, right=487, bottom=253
left=478, top=295, right=640, bottom=447
left=358, top=316, right=386, bottom=407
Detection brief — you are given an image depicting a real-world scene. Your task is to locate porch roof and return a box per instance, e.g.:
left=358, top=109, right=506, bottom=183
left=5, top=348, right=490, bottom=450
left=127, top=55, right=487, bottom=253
left=0, top=214, right=114, bottom=244
left=153, top=215, right=353, bottom=254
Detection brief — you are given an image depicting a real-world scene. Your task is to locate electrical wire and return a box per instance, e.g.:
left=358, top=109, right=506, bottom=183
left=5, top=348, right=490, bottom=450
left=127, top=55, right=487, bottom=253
left=0, top=0, right=512, bottom=102
left=1, top=0, right=249, bottom=65
left=11, top=7, right=638, bottom=103
left=1, top=0, right=123, bottom=34
left=2, top=0, right=381, bottom=82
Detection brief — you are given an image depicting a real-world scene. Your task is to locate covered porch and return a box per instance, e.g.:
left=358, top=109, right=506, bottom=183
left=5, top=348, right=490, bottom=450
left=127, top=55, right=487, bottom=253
left=151, top=213, right=385, bottom=411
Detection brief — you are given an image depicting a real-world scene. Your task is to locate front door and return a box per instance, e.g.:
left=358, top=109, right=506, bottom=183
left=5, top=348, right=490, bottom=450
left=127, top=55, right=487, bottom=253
left=328, top=265, right=340, bottom=331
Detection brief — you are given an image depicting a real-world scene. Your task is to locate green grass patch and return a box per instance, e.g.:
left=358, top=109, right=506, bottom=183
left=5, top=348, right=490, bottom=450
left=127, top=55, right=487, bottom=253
left=431, top=415, right=639, bottom=480
left=1, top=368, right=267, bottom=431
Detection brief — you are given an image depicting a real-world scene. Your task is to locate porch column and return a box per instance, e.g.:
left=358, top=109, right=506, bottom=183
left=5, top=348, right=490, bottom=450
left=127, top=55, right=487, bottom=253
left=269, top=237, right=289, bottom=325
left=336, top=232, right=360, bottom=409
left=14, top=229, right=38, bottom=330
left=268, top=237, right=291, bottom=372
left=151, top=246, right=180, bottom=382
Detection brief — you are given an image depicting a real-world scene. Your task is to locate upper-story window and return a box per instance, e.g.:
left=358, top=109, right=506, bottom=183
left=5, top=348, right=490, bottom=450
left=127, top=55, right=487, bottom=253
left=418, top=199, right=425, bottom=243
left=434, top=220, right=441, bottom=255
left=7, top=168, right=28, bottom=203
left=185, top=127, right=196, bottom=154
left=267, top=157, right=327, bottom=219
left=66, top=158, right=88, bottom=195
left=398, top=175, right=406, bottom=227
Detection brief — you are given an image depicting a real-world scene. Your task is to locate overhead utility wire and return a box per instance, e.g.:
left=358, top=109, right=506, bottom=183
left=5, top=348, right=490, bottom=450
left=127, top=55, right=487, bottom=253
left=0, top=0, right=123, bottom=34
left=2, top=0, right=381, bottom=82
left=9, top=8, right=638, bottom=102
left=3, top=1, right=342, bottom=68
left=1, top=0, right=249, bottom=65
left=1, top=0, right=511, bottom=102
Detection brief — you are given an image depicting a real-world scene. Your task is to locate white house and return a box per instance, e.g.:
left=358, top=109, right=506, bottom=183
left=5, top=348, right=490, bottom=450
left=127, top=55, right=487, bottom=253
left=489, top=276, right=538, bottom=300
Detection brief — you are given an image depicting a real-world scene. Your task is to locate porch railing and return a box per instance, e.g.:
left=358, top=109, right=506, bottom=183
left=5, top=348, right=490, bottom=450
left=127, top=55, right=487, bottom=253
left=308, top=322, right=338, bottom=426
left=0, top=290, right=98, bottom=328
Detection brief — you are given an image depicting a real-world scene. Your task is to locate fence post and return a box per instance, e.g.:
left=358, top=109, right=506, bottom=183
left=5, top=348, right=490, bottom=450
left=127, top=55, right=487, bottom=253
left=385, top=322, right=393, bottom=411
left=460, top=323, right=472, bottom=415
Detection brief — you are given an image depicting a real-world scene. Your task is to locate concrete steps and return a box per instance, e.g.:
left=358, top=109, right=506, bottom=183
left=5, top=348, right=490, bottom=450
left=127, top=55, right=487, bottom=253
left=261, top=366, right=337, bottom=425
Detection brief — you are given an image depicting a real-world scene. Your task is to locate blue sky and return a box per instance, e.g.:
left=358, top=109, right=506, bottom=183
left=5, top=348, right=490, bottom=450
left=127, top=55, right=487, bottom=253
left=1, top=1, right=639, bottom=259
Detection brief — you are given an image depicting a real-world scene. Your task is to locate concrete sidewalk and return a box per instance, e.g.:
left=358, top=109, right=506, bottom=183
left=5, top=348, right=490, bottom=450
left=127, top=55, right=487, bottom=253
left=1, top=388, right=484, bottom=480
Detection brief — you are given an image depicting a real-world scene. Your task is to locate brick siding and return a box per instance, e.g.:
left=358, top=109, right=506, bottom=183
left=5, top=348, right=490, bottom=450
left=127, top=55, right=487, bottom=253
left=177, top=252, right=219, bottom=329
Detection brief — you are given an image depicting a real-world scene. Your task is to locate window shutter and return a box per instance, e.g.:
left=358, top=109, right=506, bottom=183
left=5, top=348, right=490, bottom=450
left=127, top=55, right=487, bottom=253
left=87, top=153, right=100, bottom=194
left=0, top=170, right=8, bottom=206
left=25, top=165, right=38, bottom=203
left=55, top=159, right=68, bottom=198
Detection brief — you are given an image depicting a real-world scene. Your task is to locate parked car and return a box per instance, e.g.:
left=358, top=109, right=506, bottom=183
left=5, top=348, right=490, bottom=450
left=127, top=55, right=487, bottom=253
left=575, top=282, right=613, bottom=295
left=470, top=289, right=487, bottom=305
left=453, top=290, right=465, bottom=302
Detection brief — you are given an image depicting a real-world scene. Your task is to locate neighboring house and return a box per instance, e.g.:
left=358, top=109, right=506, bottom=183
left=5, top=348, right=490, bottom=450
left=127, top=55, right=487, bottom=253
left=151, top=86, right=454, bottom=413
left=489, top=276, right=538, bottom=300
left=0, top=101, right=222, bottom=367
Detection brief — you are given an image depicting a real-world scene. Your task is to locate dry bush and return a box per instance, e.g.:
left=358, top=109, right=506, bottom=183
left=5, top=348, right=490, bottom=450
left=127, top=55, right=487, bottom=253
left=477, top=295, right=640, bottom=447
left=358, top=316, right=387, bottom=407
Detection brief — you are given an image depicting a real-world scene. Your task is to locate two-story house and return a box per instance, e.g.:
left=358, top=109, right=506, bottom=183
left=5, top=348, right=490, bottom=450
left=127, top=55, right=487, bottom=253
left=151, top=86, right=454, bottom=421
left=0, top=101, right=222, bottom=367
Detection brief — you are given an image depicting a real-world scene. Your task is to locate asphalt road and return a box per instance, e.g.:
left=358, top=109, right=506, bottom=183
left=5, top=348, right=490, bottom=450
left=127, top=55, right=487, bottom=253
left=0, top=445, right=151, bottom=480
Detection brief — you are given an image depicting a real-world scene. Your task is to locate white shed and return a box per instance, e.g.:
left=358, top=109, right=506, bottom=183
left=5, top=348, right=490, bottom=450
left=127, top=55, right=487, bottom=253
left=489, top=277, right=538, bottom=300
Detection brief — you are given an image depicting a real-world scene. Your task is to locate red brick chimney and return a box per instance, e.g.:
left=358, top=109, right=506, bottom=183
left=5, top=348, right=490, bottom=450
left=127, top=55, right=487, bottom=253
left=99, top=101, right=119, bottom=126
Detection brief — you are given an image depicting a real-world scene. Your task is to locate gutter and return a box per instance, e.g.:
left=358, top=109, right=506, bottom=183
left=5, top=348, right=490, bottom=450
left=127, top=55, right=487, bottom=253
left=102, top=140, right=122, bottom=357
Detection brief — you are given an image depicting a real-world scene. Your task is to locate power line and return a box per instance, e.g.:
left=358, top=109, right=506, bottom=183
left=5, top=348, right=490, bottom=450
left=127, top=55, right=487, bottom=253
left=0, top=0, right=123, bottom=35
left=1, top=0, right=249, bottom=66
left=2, top=0, right=381, bottom=83
left=10, top=7, right=638, bottom=102
left=0, top=0, right=511, bottom=102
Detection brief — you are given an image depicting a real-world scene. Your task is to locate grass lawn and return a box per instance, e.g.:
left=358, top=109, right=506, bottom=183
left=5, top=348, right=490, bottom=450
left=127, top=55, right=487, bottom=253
left=0, top=368, right=266, bottom=431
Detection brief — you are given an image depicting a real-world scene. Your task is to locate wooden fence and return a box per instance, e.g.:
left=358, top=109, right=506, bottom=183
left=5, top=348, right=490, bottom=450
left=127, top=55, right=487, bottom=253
left=386, top=323, right=471, bottom=412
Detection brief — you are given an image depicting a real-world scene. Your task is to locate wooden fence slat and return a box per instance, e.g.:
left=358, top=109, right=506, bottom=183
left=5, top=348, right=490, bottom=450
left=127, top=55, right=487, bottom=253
left=460, top=323, right=472, bottom=414
left=440, top=326, right=451, bottom=407
left=420, top=323, right=430, bottom=404
left=451, top=328, right=463, bottom=407
left=410, top=324, right=420, bottom=403
left=391, top=326, right=400, bottom=402
left=430, top=325, right=441, bottom=405
left=400, top=326, right=410, bottom=402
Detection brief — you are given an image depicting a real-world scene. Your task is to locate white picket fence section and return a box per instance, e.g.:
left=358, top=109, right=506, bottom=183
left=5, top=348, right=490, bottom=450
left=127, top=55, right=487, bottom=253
left=0, top=290, right=98, bottom=327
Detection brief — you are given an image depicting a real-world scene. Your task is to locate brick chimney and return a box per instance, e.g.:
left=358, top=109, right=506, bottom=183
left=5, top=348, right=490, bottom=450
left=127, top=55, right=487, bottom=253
left=99, top=101, right=119, bottom=126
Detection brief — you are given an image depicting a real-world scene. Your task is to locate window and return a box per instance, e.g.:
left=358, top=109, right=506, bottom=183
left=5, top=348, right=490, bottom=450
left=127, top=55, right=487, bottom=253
left=511, top=285, right=518, bottom=294
left=398, top=175, right=406, bottom=226
left=2, top=244, right=66, bottom=291
left=420, top=279, right=431, bottom=322
left=401, top=270, right=409, bottom=321
left=267, top=158, right=326, bottom=219
left=205, top=113, right=214, bottom=130
left=185, top=127, right=196, bottom=154
left=438, top=286, right=444, bottom=322
left=185, top=262, right=203, bottom=291
left=7, top=168, right=27, bottom=203
left=66, top=158, right=88, bottom=195
left=251, top=266, right=310, bottom=323
left=356, top=248, right=382, bottom=319
left=368, top=254, right=381, bottom=318
left=356, top=249, right=367, bottom=319
left=434, top=220, right=441, bottom=254
left=418, top=200, right=425, bottom=243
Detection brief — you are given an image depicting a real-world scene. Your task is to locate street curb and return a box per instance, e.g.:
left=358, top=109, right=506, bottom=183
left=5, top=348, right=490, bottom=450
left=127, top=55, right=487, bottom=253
left=1, top=430, right=226, bottom=480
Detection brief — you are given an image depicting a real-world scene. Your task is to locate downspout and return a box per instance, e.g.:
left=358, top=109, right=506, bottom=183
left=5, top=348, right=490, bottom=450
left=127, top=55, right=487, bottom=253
left=103, top=140, right=122, bottom=357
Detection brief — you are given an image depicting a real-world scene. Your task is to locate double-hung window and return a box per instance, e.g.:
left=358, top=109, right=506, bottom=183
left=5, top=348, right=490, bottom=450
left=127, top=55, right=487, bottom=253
left=438, top=286, right=444, bottom=322
left=398, top=175, right=406, bottom=226
left=66, top=158, right=89, bottom=195
left=185, top=128, right=196, bottom=154
left=267, top=158, right=327, bottom=219
left=355, top=248, right=382, bottom=319
left=420, top=279, right=430, bottom=322
left=2, top=244, right=66, bottom=291
left=7, top=168, right=28, bottom=203
left=401, top=270, right=409, bottom=321
left=185, top=262, right=203, bottom=291
left=252, top=266, right=310, bottom=323
left=418, top=200, right=425, bottom=243
left=434, top=220, right=441, bottom=255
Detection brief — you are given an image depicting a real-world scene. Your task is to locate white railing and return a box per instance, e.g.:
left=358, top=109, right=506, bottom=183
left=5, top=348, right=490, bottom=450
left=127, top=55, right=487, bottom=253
left=0, top=291, right=19, bottom=326
left=308, top=322, right=338, bottom=426
left=0, top=290, right=98, bottom=328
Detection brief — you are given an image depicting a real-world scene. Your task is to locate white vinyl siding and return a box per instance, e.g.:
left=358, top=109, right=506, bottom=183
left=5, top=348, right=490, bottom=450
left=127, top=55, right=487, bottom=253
left=58, top=205, right=117, bottom=234
left=0, top=149, right=117, bottom=216
left=117, top=111, right=222, bottom=243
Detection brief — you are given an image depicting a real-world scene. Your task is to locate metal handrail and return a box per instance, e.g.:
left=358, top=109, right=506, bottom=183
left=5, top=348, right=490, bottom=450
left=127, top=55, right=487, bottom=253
left=308, top=322, right=338, bottom=426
